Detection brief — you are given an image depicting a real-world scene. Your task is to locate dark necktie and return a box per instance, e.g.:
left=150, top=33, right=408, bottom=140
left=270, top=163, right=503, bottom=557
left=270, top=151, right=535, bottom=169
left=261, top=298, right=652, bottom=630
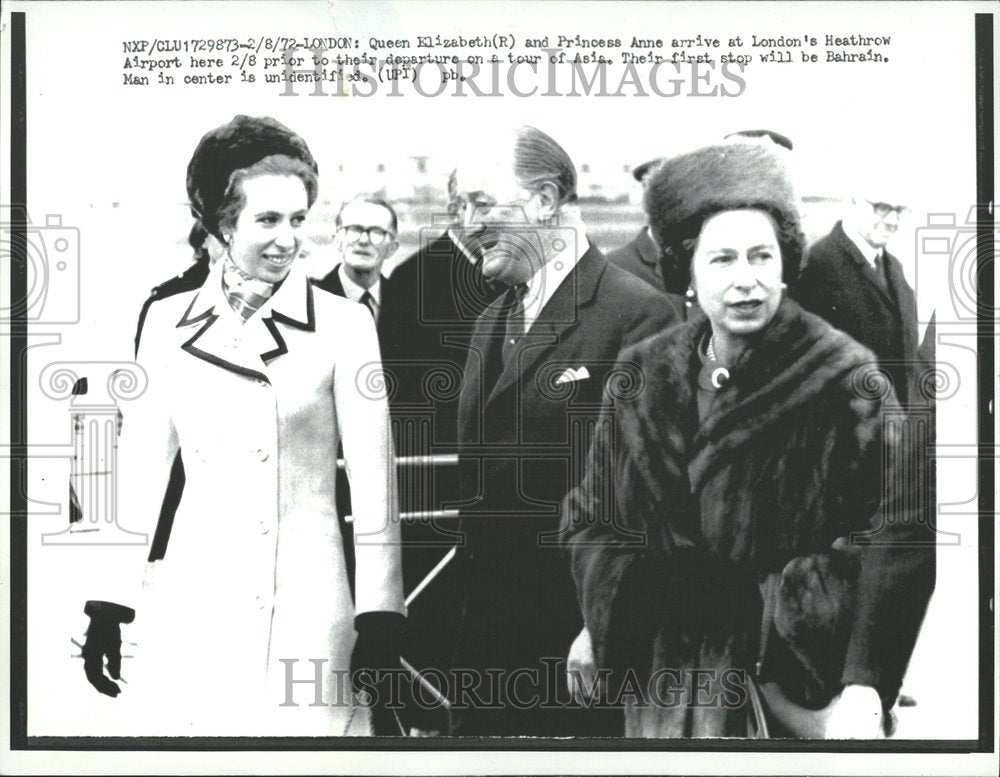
left=501, top=283, right=528, bottom=365
left=360, top=290, right=377, bottom=321
left=871, top=252, right=890, bottom=294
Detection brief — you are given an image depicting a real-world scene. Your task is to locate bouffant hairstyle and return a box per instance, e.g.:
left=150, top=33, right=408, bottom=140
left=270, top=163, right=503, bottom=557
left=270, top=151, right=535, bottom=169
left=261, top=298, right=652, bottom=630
left=186, top=115, right=319, bottom=260
left=643, top=143, right=805, bottom=294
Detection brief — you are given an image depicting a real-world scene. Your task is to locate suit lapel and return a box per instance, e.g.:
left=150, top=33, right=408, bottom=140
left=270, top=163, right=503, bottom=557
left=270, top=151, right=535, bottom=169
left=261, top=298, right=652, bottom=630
left=486, top=246, right=605, bottom=406
left=316, top=264, right=347, bottom=298
left=834, top=222, right=895, bottom=309
left=461, top=294, right=507, bottom=441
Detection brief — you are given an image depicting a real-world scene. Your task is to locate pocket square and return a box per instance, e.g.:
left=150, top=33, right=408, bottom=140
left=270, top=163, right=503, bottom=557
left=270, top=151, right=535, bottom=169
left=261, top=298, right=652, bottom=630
left=555, top=366, right=590, bottom=385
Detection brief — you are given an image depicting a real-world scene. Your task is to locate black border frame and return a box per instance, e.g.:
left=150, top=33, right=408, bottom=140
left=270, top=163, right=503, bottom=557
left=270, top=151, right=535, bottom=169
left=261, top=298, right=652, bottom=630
left=6, top=5, right=995, bottom=757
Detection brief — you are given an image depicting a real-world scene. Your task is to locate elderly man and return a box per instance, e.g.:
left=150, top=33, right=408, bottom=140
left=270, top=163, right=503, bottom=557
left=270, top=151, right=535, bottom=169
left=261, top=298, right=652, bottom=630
left=387, top=176, right=507, bottom=446
left=793, top=187, right=920, bottom=405
left=316, top=195, right=406, bottom=348
left=446, top=126, right=684, bottom=737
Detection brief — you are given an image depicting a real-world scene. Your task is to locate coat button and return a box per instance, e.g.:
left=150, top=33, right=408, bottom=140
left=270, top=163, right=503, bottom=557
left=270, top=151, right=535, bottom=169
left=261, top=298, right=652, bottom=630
left=256, top=448, right=269, bottom=461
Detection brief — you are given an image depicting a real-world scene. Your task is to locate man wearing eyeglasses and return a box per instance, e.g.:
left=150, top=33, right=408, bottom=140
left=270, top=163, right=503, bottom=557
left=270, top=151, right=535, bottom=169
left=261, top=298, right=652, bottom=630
left=794, top=188, right=920, bottom=404
left=317, top=195, right=400, bottom=325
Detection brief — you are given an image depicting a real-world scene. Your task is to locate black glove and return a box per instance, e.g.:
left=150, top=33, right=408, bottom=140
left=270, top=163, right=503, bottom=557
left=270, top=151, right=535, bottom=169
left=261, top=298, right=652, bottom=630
left=81, top=600, right=135, bottom=698
left=350, top=611, right=406, bottom=735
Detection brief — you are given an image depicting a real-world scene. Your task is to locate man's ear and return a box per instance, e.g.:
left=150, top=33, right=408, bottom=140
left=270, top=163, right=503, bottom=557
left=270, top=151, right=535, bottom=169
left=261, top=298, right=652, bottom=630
left=383, top=241, right=399, bottom=261
left=535, top=181, right=561, bottom=221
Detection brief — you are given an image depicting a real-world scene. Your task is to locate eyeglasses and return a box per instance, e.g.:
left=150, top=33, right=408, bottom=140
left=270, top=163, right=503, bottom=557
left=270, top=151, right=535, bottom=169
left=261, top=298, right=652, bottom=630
left=866, top=200, right=908, bottom=220
left=339, top=225, right=394, bottom=246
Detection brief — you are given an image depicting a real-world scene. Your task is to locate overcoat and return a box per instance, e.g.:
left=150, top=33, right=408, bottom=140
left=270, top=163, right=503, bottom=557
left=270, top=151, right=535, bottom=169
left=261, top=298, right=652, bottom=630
left=564, top=299, right=935, bottom=737
left=605, top=227, right=666, bottom=293
left=793, top=221, right=921, bottom=405
left=87, top=259, right=405, bottom=735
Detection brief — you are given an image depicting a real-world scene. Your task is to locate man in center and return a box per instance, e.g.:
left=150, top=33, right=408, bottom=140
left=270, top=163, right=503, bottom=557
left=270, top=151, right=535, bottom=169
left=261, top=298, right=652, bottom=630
left=448, top=126, right=684, bottom=736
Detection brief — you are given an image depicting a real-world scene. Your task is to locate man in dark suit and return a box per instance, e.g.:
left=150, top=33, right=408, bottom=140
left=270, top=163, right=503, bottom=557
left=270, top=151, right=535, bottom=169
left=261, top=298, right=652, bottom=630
left=793, top=191, right=920, bottom=405
left=447, top=126, right=685, bottom=737
left=314, top=195, right=406, bottom=358
left=605, top=157, right=667, bottom=292
left=387, top=181, right=506, bottom=445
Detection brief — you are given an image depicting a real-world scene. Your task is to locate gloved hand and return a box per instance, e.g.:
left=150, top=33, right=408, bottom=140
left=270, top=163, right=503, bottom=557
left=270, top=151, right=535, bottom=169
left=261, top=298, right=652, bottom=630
left=350, top=611, right=406, bottom=735
left=81, top=600, right=135, bottom=698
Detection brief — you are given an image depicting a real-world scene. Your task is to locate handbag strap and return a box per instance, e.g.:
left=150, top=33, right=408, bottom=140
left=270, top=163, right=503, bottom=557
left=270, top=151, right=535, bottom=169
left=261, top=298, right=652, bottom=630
left=745, top=675, right=771, bottom=739
left=756, top=572, right=781, bottom=677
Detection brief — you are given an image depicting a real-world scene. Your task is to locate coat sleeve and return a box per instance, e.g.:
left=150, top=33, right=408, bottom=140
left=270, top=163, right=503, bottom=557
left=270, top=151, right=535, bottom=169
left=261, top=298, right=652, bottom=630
left=623, top=288, right=684, bottom=349
left=792, top=248, right=843, bottom=332
left=840, top=385, right=936, bottom=707
left=562, top=346, right=677, bottom=675
left=84, top=303, right=180, bottom=611
left=334, top=303, right=406, bottom=617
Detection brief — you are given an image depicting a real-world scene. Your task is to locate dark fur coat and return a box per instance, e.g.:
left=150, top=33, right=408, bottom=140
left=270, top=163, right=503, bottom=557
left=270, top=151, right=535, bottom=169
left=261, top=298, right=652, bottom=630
left=563, top=299, right=934, bottom=737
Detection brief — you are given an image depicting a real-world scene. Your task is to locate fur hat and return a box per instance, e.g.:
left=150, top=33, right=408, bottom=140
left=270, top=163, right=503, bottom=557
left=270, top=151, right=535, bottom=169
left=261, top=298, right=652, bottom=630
left=186, top=115, right=318, bottom=241
left=631, top=157, right=663, bottom=184
left=644, top=142, right=803, bottom=292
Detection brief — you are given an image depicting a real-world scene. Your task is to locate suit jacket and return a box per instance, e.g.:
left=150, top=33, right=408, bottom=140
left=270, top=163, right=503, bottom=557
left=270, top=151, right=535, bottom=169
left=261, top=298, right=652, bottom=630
left=451, top=245, right=684, bottom=735
left=388, top=231, right=505, bottom=444
left=605, top=226, right=666, bottom=292
left=793, top=221, right=921, bottom=405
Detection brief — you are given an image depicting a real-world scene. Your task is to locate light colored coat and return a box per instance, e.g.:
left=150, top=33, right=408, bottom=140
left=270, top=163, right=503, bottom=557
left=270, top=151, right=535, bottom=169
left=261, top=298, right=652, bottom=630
left=87, top=259, right=404, bottom=735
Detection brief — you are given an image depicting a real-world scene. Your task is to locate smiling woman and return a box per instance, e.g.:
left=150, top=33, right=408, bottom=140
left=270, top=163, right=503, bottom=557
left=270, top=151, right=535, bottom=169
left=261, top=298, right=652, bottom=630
left=77, top=115, right=407, bottom=736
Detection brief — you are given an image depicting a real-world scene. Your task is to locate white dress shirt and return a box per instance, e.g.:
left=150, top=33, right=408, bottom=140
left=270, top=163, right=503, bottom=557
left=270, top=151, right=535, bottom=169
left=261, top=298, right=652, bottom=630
left=521, top=235, right=590, bottom=333
left=843, top=222, right=883, bottom=270
left=338, top=264, right=381, bottom=322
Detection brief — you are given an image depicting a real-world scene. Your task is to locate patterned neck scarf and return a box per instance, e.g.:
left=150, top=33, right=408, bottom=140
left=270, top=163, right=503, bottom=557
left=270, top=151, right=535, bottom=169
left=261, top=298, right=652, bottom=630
left=221, top=254, right=282, bottom=323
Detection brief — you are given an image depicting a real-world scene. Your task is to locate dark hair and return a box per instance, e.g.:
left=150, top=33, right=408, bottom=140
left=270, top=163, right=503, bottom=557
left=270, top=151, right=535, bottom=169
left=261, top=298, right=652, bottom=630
left=655, top=206, right=805, bottom=294
left=215, top=154, right=319, bottom=237
left=187, top=221, right=212, bottom=266
left=335, top=194, right=398, bottom=235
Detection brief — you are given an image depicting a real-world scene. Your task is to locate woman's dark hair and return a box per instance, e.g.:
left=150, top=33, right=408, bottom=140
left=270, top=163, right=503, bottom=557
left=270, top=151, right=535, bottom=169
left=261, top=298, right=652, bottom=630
left=215, top=154, right=319, bottom=238
left=185, top=115, right=319, bottom=262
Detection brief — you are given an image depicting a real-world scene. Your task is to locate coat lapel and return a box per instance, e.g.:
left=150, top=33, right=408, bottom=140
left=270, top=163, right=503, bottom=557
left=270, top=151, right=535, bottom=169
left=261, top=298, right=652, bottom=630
left=486, top=246, right=604, bottom=406
left=635, top=227, right=662, bottom=275
left=176, top=262, right=314, bottom=383
left=834, top=222, right=895, bottom=309
left=883, top=252, right=918, bottom=361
